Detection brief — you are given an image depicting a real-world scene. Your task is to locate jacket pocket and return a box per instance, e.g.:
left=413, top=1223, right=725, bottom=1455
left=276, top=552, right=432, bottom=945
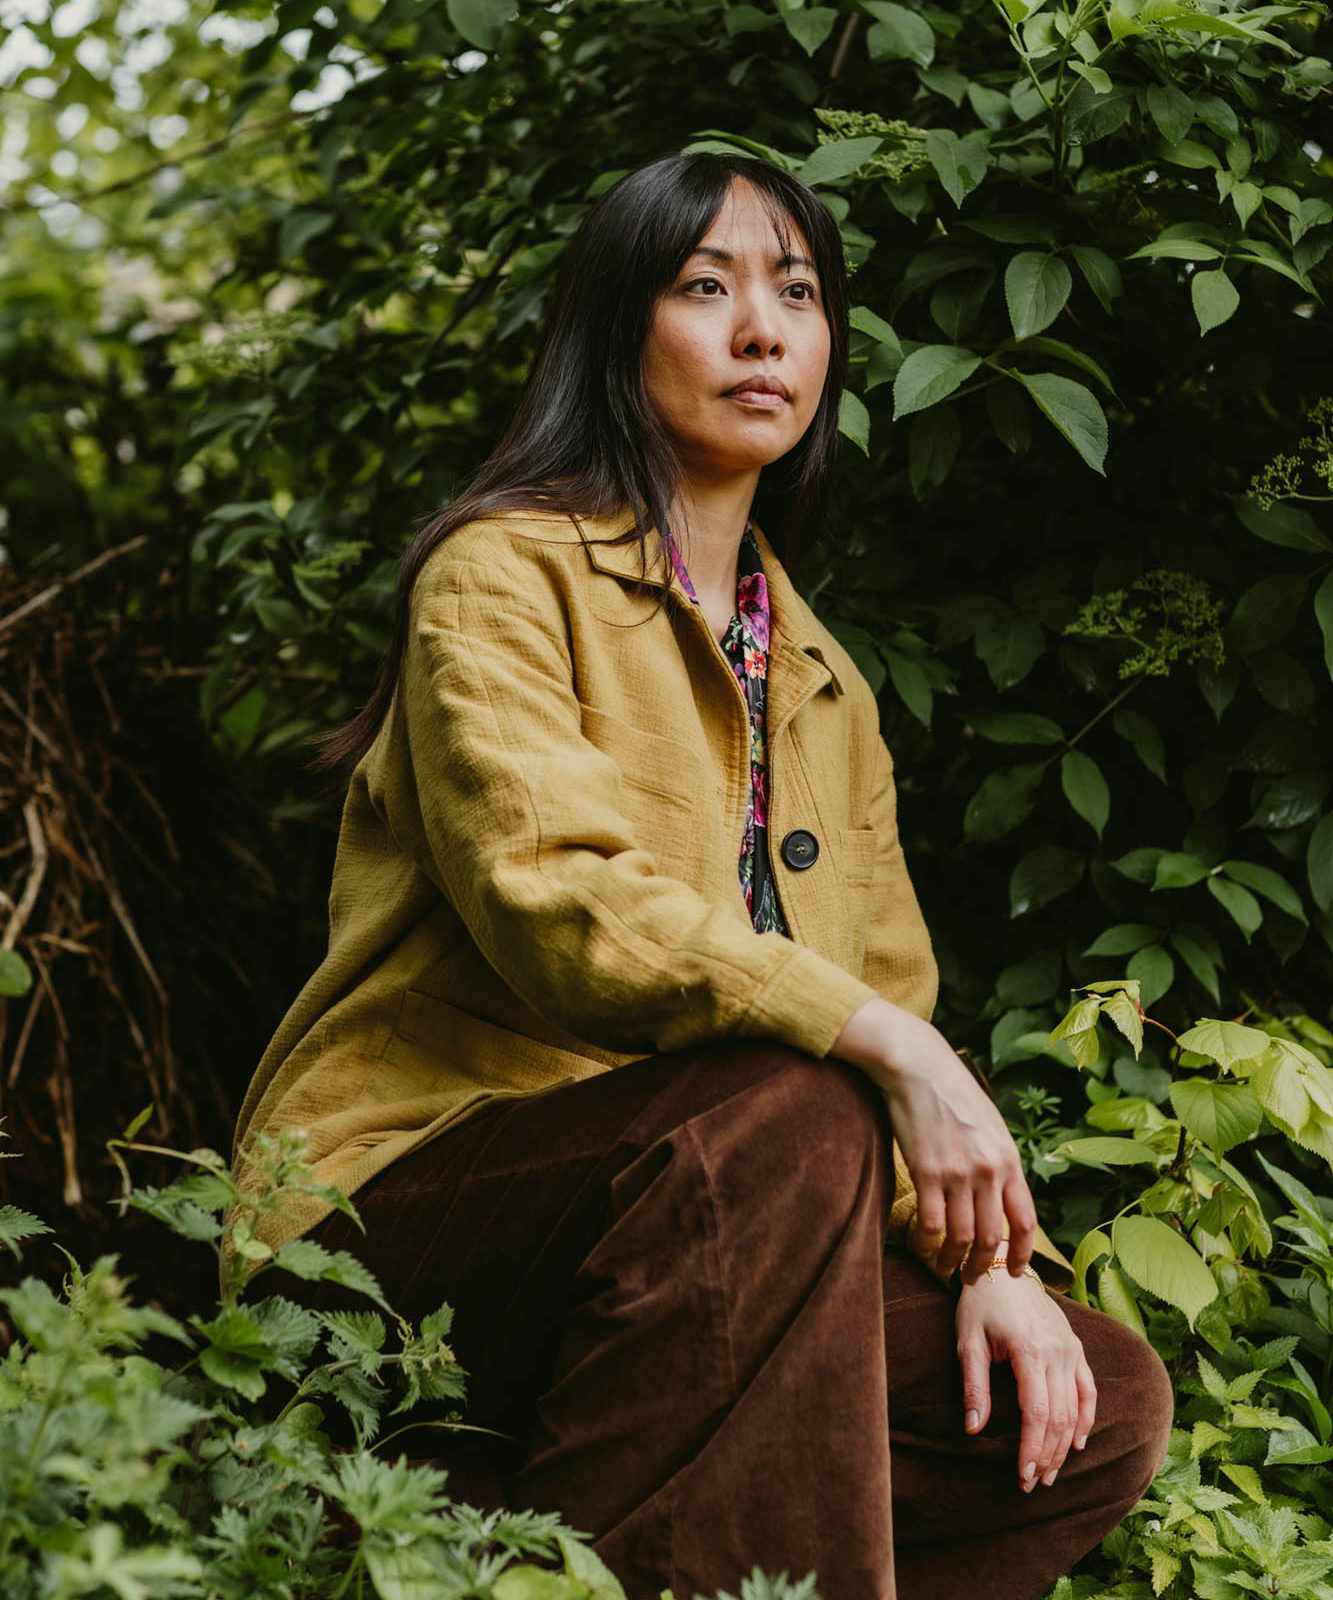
left=835, top=826, right=878, bottom=969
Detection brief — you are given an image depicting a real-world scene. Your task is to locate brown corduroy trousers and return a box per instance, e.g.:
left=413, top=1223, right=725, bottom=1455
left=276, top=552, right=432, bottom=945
left=302, top=1044, right=1174, bottom=1600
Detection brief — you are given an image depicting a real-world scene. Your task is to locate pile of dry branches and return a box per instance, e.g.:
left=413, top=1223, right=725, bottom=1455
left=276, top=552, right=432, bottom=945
left=0, top=539, right=325, bottom=1286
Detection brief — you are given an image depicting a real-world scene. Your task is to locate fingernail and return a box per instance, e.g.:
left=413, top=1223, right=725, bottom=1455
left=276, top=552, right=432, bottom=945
left=1022, top=1477, right=1035, bottom=1494
left=965, top=1410, right=979, bottom=1432
left=1075, top=1434, right=1088, bottom=1451
left=1022, top=1461, right=1036, bottom=1484
left=1042, top=1470, right=1058, bottom=1487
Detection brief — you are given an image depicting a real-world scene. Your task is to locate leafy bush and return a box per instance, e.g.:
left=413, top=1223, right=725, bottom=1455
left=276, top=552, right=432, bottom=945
left=0, top=1127, right=815, bottom=1600
left=1035, top=983, right=1333, bottom=1598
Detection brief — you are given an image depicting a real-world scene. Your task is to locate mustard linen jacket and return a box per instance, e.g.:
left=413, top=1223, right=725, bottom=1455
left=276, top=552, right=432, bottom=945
left=235, top=509, right=945, bottom=1255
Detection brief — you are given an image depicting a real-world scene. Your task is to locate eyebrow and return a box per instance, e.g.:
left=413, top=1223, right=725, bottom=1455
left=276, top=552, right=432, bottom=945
left=686, top=245, right=819, bottom=274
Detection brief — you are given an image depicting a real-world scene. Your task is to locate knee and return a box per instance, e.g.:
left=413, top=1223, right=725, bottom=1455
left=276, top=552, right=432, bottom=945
left=1080, top=1310, right=1175, bottom=1500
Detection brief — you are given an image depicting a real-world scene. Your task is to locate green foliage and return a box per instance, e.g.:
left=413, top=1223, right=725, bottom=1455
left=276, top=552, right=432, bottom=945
left=0, top=1127, right=814, bottom=1600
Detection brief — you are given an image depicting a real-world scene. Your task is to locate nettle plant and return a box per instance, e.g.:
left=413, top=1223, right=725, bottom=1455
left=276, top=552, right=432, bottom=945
left=1038, top=984, right=1333, bottom=1600
left=0, top=1127, right=812, bottom=1600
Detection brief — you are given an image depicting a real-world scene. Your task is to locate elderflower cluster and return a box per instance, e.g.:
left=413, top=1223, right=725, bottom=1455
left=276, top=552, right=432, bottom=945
left=815, top=108, right=930, bottom=183
left=1067, top=569, right=1226, bottom=678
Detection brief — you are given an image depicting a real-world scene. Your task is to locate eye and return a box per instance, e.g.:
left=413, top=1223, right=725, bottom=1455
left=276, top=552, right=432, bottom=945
left=684, top=276, right=726, bottom=296
left=782, top=281, right=819, bottom=303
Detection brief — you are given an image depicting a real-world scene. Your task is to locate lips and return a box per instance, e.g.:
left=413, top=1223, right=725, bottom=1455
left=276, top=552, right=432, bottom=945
left=724, top=374, right=790, bottom=405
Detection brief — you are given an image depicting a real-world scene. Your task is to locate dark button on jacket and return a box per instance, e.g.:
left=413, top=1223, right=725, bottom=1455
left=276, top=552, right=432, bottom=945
left=780, top=829, right=819, bottom=871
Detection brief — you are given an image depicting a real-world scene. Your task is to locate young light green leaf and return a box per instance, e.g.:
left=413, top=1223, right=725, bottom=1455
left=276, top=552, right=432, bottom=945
left=1050, top=993, right=1103, bottom=1069
left=1191, top=269, right=1240, bottom=334
left=0, top=949, right=33, bottom=998
left=1169, top=1079, right=1264, bottom=1155
left=1176, top=1019, right=1272, bottom=1070
left=892, top=345, right=982, bottom=418
left=1013, top=371, right=1108, bottom=474
left=1097, top=1261, right=1148, bottom=1336
left=1112, top=1214, right=1219, bottom=1327
left=1061, top=749, right=1110, bottom=837
left=1004, top=252, right=1073, bottom=339
left=1070, top=1227, right=1112, bottom=1304
left=1059, top=1135, right=1161, bottom=1167
left=1103, top=989, right=1144, bottom=1057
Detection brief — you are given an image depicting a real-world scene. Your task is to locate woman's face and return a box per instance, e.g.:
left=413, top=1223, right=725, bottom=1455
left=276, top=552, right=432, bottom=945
left=641, top=178, right=831, bottom=494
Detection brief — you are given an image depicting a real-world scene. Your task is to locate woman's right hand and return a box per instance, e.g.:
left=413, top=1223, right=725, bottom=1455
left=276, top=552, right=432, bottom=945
left=832, top=996, right=1037, bottom=1283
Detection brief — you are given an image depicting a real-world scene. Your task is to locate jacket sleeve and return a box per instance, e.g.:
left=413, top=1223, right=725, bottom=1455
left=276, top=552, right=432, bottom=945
left=378, top=527, right=878, bottom=1060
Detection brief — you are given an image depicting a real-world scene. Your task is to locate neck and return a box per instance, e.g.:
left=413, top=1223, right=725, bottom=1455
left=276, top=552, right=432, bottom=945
left=670, top=471, right=758, bottom=603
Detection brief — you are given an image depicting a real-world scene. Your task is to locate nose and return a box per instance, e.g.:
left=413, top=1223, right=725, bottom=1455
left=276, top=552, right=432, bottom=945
left=732, top=289, right=784, bottom=360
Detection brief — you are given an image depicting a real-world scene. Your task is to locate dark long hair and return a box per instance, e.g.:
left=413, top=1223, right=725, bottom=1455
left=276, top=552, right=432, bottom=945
left=321, top=151, right=850, bottom=770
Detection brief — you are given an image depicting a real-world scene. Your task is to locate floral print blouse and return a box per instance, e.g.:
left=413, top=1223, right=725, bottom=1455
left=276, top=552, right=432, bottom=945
left=667, top=525, right=789, bottom=935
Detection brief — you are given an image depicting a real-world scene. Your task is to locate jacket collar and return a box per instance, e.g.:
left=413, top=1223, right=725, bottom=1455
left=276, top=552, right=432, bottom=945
left=571, top=509, right=845, bottom=707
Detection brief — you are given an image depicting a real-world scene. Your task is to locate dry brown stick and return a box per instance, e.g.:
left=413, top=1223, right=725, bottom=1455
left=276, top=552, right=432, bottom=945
left=5, top=977, right=45, bottom=1090
left=47, top=1053, right=82, bottom=1207
left=3, top=801, right=48, bottom=951
left=0, top=535, right=148, bottom=638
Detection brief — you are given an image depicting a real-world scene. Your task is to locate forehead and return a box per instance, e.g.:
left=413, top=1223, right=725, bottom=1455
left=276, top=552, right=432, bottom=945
left=689, top=178, right=814, bottom=266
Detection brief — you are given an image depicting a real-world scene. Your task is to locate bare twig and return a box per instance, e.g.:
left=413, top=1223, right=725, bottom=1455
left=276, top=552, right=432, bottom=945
left=3, top=801, right=47, bottom=951
left=0, top=536, right=149, bottom=638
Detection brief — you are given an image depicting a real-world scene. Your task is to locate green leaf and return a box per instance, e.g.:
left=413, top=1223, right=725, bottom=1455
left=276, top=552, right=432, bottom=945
left=797, top=136, right=886, bottom=187
left=1171, top=1078, right=1264, bottom=1155
left=1170, top=931, right=1221, bottom=1003
left=864, top=2, right=937, bottom=66
left=892, top=345, right=982, bottom=418
left=278, top=210, right=334, bottom=261
left=969, top=711, right=1063, bottom=745
left=446, top=0, right=515, bottom=50
left=782, top=5, right=838, bottom=54
left=1061, top=749, right=1109, bottom=837
left=1013, top=372, right=1108, bottom=474
left=1235, top=497, right=1332, bottom=554
left=1207, top=876, right=1263, bottom=940
left=0, top=1204, right=52, bottom=1259
left=1220, top=860, right=1305, bottom=922
left=1247, top=772, right=1329, bottom=832
left=850, top=305, right=902, bottom=350
left=1071, top=1227, right=1112, bottom=1303
left=1153, top=851, right=1209, bottom=890
left=1103, top=989, right=1145, bottom=1057
left=1112, top=1214, right=1218, bottom=1327
left=1176, top=1019, right=1272, bottom=1070
left=1008, top=844, right=1084, bottom=917
left=1191, top=270, right=1240, bottom=335
left=1113, top=708, right=1167, bottom=782
left=1097, top=1261, right=1148, bottom=1336
left=1315, top=572, right=1333, bottom=681
left=924, top=129, right=988, bottom=207
left=1129, top=236, right=1222, bottom=262
left=974, top=607, right=1044, bottom=691
left=886, top=649, right=933, bottom=726
left=1146, top=83, right=1194, bottom=144
left=1004, top=252, right=1073, bottom=339
left=1019, top=336, right=1116, bottom=395
left=1308, top=812, right=1333, bottom=916
left=909, top=405, right=961, bottom=496
left=963, top=763, right=1045, bottom=842
left=1050, top=994, right=1103, bottom=1069
left=0, top=949, right=33, bottom=998
left=1060, top=1135, right=1161, bottom=1167
left=1083, top=923, right=1161, bottom=957
left=1069, top=244, right=1123, bottom=312
left=1127, top=943, right=1174, bottom=1007
left=838, top=389, right=870, bottom=454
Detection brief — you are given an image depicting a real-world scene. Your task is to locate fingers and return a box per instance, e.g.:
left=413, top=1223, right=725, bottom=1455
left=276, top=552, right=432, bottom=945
left=933, top=1185, right=975, bottom=1281
left=960, top=1177, right=1007, bottom=1285
left=1011, top=1351, right=1050, bottom=1495
left=1002, top=1174, right=1038, bottom=1276
left=1074, top=1350, right=1098, bottom=1452
left=958, top=1328, right=992, bottom=1436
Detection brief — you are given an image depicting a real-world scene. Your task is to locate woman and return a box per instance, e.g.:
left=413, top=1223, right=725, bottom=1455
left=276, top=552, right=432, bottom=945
left=235, top=153, right=1173, bottom=1600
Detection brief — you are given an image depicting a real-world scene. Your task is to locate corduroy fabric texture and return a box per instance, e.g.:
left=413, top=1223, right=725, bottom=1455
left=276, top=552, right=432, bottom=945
left=297, top=1044, right=1174, bottom=1600
left=234, top=510, right=947, bottom=1254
